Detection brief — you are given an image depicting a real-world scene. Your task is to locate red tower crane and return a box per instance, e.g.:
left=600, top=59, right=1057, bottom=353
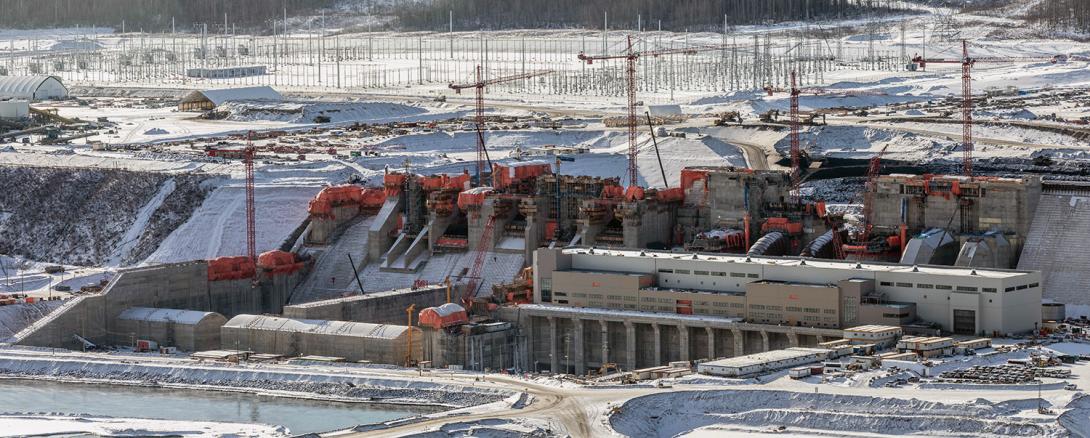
left=578, top=37, right=735, bottom=187
left=206, top=132, right=257, bottom=263
left=463, top=215, right=496, bottom=309
left=763, top=71, right=886, bottom=195
left=244, top=134, right=256, bottom=263
left=859, top=144, right=890, bottom=247
left=449, top=67, right=553, bottom=186
left=912, top=41, right=1062, bottom=177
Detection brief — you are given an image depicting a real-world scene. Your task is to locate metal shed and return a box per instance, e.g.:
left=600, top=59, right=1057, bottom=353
left=220, top=314, right=421, bottom=365
left=179, top=86, right=282, bottom=111
left=0, top=75, right=68, bottom=101
left=113, top=307, right=227, bottom=352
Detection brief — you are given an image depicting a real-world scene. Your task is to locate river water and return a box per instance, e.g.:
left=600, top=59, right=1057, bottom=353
left=0, top=379, right=443, bottom=434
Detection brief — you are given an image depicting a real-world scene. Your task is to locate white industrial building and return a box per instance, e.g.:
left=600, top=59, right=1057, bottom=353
left=535, top=247, right=1043, bottom=336
left=0, top=100, right=30, bottom=119
left=0, top=75, right=68, bottom=101
left=697, top=347, right=833, bottom=377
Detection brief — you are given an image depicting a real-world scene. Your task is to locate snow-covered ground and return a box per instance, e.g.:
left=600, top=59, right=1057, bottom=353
left=0, top=414, right=286, bottom=438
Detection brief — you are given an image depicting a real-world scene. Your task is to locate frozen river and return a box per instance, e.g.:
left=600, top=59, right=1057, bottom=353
left=0, top=379, right=442, bottom=434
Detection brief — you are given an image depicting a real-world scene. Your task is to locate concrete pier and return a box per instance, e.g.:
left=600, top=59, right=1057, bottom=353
left=500, top=304, right=842, bottom=374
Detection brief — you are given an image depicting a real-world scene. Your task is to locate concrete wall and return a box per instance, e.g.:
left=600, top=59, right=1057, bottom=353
left=283, top=284, right=453, bottom=325
left=307, top=204, right=361, bottom=244
left=17, top=261, right=302, bottom=350
left=745, top=281, right=840, bottom=328
left=872, top=175, right=1041, bottom=244
left=423, top=323, right=518, bottom=371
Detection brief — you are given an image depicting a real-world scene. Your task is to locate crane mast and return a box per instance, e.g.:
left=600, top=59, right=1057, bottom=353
left=449, top=67, right=553, bottom=187
left=578, top=37, right=737, bottom=187
left=912, top=40, right=1061, bottom=177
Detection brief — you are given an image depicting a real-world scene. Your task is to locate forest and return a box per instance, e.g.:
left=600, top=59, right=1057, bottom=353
left=393, top=0, right=907, bottom=31
left=1027, top=0, right=1090, bottom=33
left=0, top=0, right=335, bottom=31
left=0, top=0, right=909, bottom=32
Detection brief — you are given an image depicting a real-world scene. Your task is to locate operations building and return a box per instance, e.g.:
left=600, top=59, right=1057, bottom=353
left=186, top=66, right=267, bottom=79
left=534, top=247, right=1042, bottom=336
left=220, top=314, right=421, bottom=365
left=897, top=336, right=956, bottom=358
left=843, top=325, right=902, bottom=348
left=0, top=75, right=68, bottom=101
left=697, top=347, right=833, bottom=377
left=179, top=86, right=282, bottom=111
left=113, top=307, right=227, bottom=352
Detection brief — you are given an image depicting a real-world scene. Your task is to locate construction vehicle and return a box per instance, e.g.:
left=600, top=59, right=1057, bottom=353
left=713, top=111, right=743, bottom=126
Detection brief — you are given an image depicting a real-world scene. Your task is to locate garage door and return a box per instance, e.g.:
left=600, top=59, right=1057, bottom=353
left=953, top=309, right=976, bottom=335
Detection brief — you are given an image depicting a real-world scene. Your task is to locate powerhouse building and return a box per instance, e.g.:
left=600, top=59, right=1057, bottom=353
left=534, top=247, right=1041, bottom=336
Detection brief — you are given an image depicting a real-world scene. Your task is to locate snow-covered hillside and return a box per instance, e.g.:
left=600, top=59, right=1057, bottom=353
left=0, top=167, right=210, bottom=266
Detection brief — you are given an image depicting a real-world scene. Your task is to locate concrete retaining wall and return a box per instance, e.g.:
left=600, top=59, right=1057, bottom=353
left=16, top=261, right=303, bottom=350
left=283, top=284, right=453, bottom=325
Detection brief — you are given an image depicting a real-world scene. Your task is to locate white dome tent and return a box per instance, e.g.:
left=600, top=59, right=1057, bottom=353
left=0, top=75, right=68, bottom=101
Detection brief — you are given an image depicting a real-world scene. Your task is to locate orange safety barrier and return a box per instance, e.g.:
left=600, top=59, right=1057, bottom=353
left=257, top=250, right=305, bottom=275
left=418, top=303, right=469, bottom=330
left=207, top=256, right=256, bottom=281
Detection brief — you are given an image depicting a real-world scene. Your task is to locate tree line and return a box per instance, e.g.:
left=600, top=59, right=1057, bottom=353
left=0, top=0, right=334, bottom=31
left=1026, top=0, right=1090, bottom=33
left=393, top=0, right=906, bottom=31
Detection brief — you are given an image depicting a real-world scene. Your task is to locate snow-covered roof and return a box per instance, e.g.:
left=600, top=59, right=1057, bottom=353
left=181, top=86, right=283, bottom=107
left=564, top=247, right=1032, bottom=279
left=428, top=303, right=466, bottom=317
left=117, top=307, right=223, bottom=325
left=223, top=314, right=411, bottom=340
left=0, top=75, right=65, bottom=100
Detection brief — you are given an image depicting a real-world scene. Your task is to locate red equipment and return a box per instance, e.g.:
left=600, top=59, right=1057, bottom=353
left=912, top=41, right=1061, bottom=177
left=842, top=145, right=897, bottom=260
left=449, top=66, right=553, bottom=186
left=578, top=37, right=735, bottom=188
left=418, top=303, right=469, bottom=330
left=244, top=134, right=256, bottom=264
left=256, top=250, right=306, bottom=275
left=463, top=216, right=496, bottom=309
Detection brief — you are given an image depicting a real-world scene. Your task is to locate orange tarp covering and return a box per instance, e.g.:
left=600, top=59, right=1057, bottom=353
left=492, top=162, right=551, bottom=190
left=600, top=185, right=624, bottom=199
left=257, top=250, right=305, bottom=275
left=418, top=303, right=469, bottom=330
left=656, top=187, right=685, bottom=203
left=309, top=185, right=387, bottom=217
left=457, top=187, right=493, bottom=210
left=207, top=256, right=256, bottom=281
